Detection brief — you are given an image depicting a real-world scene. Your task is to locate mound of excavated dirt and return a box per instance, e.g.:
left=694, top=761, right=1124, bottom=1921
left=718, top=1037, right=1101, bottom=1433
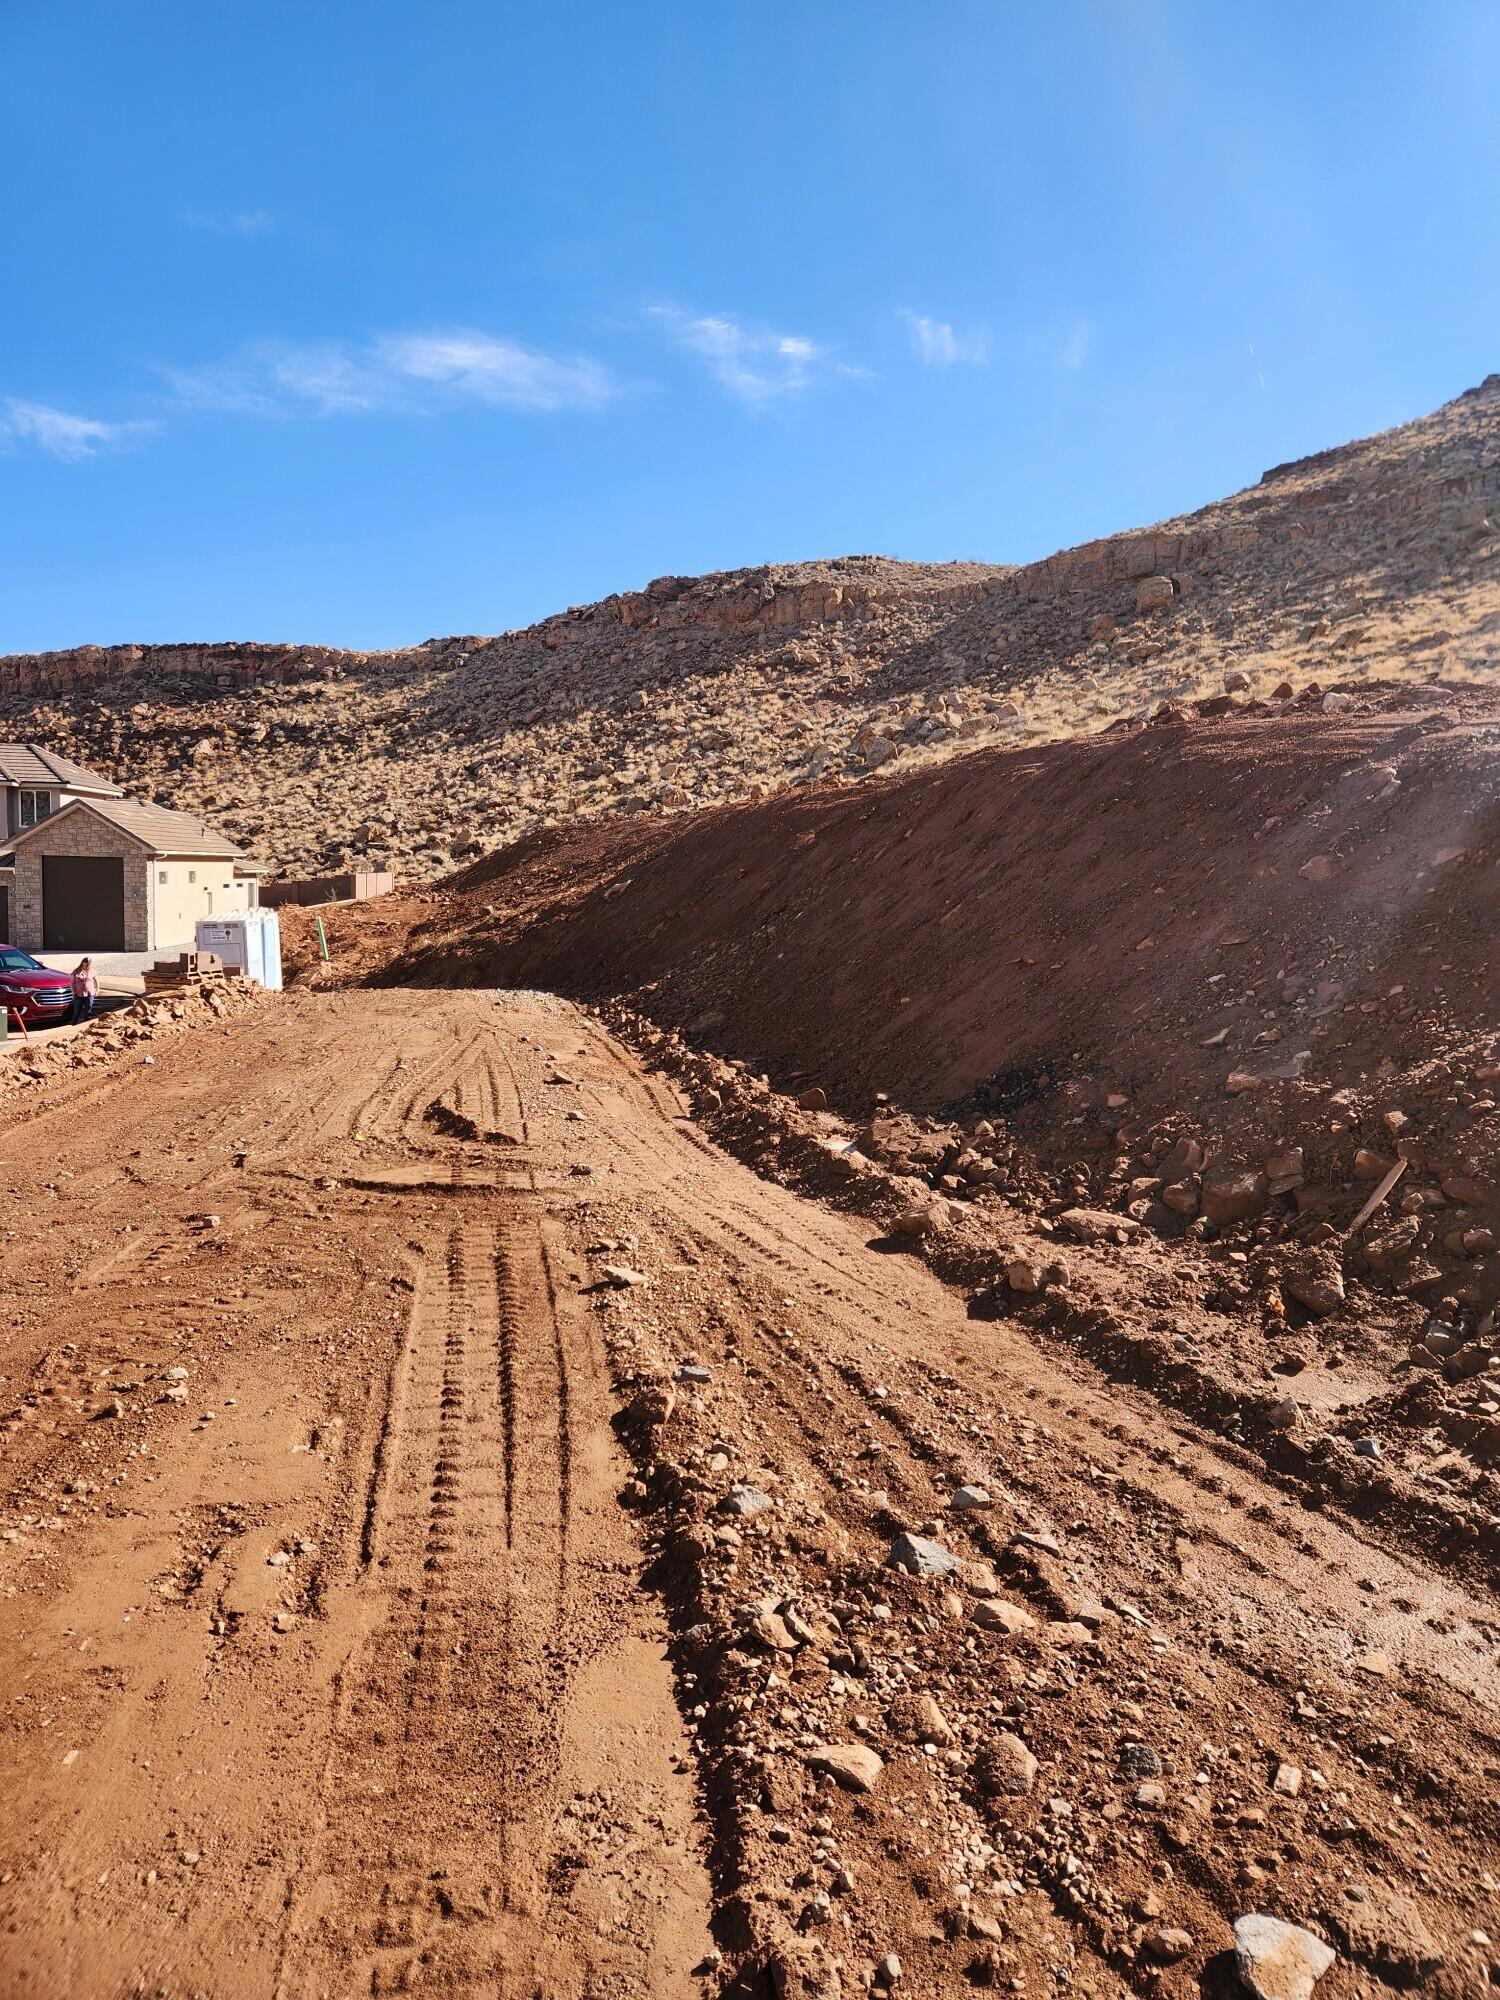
left=376, top=682, right=1500, bottom=1368
left=2, top=378, right=1497, bottom=879
left=388, top=682, right=1496, bottom=1107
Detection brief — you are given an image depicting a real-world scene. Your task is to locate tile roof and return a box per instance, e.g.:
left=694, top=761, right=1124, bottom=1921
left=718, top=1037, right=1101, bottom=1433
left=2, top=796, right=246, bottom=860
left=0, top=744, right=124, bottom=794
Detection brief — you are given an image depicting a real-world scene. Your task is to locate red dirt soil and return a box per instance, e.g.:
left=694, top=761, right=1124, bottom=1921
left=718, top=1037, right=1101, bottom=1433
left=3, top=991, right=1497, bottom=1998
left=382, top=681, right=1499, bottom=1164
left=332, top=682, right=1500, bottom=1593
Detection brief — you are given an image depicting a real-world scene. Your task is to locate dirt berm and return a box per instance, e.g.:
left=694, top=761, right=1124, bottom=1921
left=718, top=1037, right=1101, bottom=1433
left=384, top=680, right=1499, bottom=1136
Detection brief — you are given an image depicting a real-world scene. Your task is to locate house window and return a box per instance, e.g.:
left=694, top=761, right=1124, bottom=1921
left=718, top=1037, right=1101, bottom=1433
left=188, top=870, right=197, bottom=884
left=18, top=790, right=51, bottom=827
left=159, top=870, right=168, bottom=885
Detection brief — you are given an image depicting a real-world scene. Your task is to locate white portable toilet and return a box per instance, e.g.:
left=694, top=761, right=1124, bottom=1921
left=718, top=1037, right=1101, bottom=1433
left=195, top=909, right=283, bottom=991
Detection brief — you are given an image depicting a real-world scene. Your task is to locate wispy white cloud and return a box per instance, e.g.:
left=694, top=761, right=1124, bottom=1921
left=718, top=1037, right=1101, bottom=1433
left=2, top=399, right=151, bottom=461
left=374, top=333, right=614, bottom=411
left=645, top=305, right=858, bottom=405
left=901, top=312, right=990, bottom=367
left=183, top=206, right=275, bottom=237
left=165, top=329, right=616, bottom=419
left=1040, top=315, right=1096, bottom=373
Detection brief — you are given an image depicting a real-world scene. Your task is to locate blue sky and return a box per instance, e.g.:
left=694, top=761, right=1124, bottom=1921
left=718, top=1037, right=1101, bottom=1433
left=3, top=1, right=1497, bottom=652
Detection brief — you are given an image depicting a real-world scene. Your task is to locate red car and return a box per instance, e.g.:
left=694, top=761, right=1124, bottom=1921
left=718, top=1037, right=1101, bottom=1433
left=0, top=946, right=74, bottom=1028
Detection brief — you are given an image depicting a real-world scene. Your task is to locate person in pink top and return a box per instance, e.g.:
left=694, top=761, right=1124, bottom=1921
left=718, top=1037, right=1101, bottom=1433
left=70, top=957, right=98, bottom=1026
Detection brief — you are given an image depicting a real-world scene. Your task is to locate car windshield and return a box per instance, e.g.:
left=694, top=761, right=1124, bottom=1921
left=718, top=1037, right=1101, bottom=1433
left=0, top=949, right=41, bottom=972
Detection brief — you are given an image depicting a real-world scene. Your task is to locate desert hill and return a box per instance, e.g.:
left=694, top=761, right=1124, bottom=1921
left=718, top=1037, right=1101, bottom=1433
left=1, top=376, right=1496, bottom=880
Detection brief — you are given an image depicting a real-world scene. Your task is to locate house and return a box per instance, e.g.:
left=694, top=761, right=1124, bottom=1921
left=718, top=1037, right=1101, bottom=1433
left=0, top=743, right=125, bottom=839
left=0, top=786, right=263, bottom=953
left=0, top=744, right=130, bottom=941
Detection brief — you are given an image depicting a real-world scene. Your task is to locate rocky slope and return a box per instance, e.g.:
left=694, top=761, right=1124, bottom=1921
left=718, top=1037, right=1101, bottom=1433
left=1, top=376, right=1496, bottom=880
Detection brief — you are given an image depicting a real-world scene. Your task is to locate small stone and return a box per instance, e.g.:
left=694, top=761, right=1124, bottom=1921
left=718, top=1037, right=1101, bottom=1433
left=807, top=1742, right=884, bottom=1793
left=674, top=1363, right=712, bottom=1384
left=722, top=1483, right=773, bottom=1517
left=749, top=1610, right=799, bottom=1653
left=1201, top=1169, right=1269, bottom=1225
left=1352, top=1437, right=1381, bottom=1459
left=971, top=1598, right=1037, bottom=1634
left=887, top=1532, right=960, bottom=1578
left=974, top=1731, right=1037, bottom=1798
left=1047, top=1619, right=1094, bottom=1646
left=1280, top=1248, right=1345, bottom=1317
left=1058, top=1206, right=1140, bottom=1245
left=601, top=1264, right=649, bottom=1288
left=1118, top=1742, right=1162, bottom=1779
left=1012, top=1529, right=1062, bottom=1555
left=1146, top=1927, right=1194, bottom=1964
left=1134, top=1780, right=1166, bottom=1809
left=892, top=1205, right=942, bottom=1239
left=887, top=1693, right=954, bottom=1747
left=1233, top=1913, right=1336, bottom=2000
left=948, top=1484, right=992, bottom=1512
left=875, top=1953, right=902, bottom=1988
left=797, top=1087, right=828, bottom=1112
left=1273, top=1762, right=1303, bottom=1797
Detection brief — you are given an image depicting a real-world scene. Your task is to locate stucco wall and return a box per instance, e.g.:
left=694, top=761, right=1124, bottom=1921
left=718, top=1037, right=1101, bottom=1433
left=9, top=815, right=151, bottom=951
left=150, top=857, right=252, bottom=949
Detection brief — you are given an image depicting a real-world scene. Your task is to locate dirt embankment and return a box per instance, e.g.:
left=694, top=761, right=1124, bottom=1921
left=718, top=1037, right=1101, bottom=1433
left=386, top=683, right=1500, bottom=1128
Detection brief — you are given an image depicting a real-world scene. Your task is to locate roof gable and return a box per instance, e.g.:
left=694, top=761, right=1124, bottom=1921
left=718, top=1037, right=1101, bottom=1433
left=0, top=796, right=245, bottom=860
left=0, top=744, right=124, bottom=795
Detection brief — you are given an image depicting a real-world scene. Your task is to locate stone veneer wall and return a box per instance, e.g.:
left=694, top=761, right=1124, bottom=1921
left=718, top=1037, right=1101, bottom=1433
left=10, top=814, right=150, bottom=951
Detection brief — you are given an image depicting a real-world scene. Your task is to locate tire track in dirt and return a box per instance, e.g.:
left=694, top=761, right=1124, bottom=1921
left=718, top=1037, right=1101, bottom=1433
left=267, top=1027, right=707, bottom=2000
left=275, top=1203, right=586, bottom=1997
left=277, top=1219, right=517, bottom=1998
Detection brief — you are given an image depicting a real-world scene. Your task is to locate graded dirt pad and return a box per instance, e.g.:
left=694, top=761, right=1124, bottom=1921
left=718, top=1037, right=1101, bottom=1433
left=2, top=993, right=1498, bottom=1997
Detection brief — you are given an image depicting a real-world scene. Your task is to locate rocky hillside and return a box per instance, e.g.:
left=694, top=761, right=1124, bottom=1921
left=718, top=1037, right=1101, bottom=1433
left=1, top=376, right=1496, bottom=879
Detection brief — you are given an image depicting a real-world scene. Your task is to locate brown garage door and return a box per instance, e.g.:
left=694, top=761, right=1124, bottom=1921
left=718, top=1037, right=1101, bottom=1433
left=42, top=855, right=126, bottom=951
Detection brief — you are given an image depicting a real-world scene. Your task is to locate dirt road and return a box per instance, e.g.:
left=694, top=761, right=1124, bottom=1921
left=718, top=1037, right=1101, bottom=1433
left=2, top=992, right=1495, bottom=1998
